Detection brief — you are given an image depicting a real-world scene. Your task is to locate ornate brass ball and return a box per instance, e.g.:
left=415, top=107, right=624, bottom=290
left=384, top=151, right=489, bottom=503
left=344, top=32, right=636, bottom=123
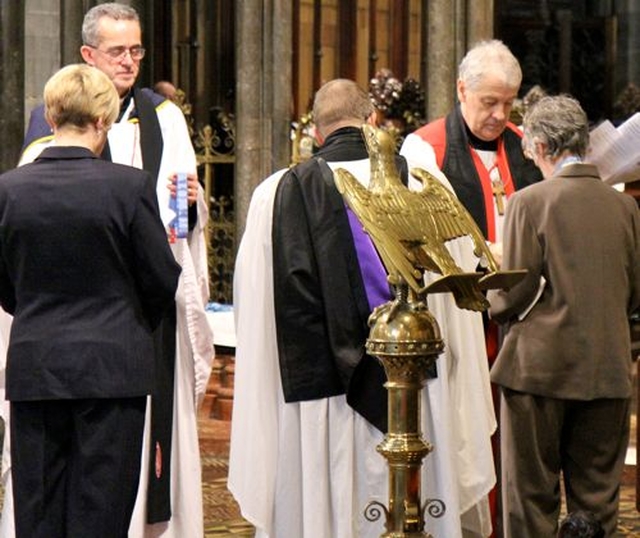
left=366, top=299, right=444, bottom=361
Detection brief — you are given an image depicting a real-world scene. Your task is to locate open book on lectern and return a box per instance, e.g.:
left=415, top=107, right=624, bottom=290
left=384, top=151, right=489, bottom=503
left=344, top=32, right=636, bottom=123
left=587, top=112, right=640, bottom=185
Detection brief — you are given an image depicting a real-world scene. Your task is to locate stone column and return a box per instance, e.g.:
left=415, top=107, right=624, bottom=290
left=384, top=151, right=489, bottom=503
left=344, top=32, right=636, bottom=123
left=424, top=0, right=495, bottom=121
left=61, top=0, right=86, bottom=64
left=467, top=0, right=494, bottom=47
left=24, top=0, right=61, bottom=130
left=425, top=0, right=458, bottom=120
left=235, top=0, right=292, bottom=239
left=0, top=3, right=24, bottom=171
left=616, top=0, right=640, bottom=95
left=272, top=0, right=293, bottom=171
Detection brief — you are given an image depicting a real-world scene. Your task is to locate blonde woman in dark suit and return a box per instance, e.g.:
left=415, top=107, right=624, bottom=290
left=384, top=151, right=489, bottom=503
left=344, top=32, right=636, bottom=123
left=0, top=64, right=180, bottom=538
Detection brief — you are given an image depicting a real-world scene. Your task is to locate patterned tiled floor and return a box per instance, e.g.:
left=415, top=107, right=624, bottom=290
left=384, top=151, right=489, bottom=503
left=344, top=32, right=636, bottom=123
left=0, top=415, right=637, bottom=536
left=202, top=453, right=253, bottom=537
left=618, top=466, right=640, bottom=536
left=201, top=452, right=640, bottom=538
left=198, top=416, right=254, bottom=537
left=199, top=413, right=640, bottom=537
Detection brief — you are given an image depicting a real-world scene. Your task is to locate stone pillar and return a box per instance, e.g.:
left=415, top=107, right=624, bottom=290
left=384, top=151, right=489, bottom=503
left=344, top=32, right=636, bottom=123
left=24, top=0, right=61, bottom=129
left=235, top=0, right=292, bottom=240
left=616, top=0, right=640, bottom=95
left=272, top=0, right=293, bottom=171
left=0, top=3, right=24, bottom=171
left=61, top=0, right=86, bottom=65
left=467, top=0, right=494, bottom=47
left=425, top=0, right=458, bottom=120
left=424, top=0, right=495, bottom=121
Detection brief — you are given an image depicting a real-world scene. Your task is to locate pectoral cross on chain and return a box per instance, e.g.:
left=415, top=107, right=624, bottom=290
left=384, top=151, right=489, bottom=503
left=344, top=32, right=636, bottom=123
left=491, top=177, right=506, bottom=215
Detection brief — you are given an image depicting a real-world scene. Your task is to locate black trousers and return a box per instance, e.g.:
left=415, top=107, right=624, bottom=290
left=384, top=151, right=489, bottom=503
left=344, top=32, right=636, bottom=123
left=11, top=397, right=146, bottom=538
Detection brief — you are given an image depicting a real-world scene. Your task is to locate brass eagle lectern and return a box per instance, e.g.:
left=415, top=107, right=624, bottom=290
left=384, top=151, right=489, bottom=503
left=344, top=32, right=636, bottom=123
left=333, top=124, right=525, bottom=537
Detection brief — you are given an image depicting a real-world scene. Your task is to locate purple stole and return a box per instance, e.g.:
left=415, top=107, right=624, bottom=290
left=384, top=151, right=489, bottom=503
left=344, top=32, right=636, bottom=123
left=345, top=206, right=392, bottom=310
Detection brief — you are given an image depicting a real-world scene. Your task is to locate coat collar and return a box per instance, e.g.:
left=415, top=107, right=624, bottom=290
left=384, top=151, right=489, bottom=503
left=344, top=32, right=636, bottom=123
left=315, top=126, right=368, bottom=161
left=35, top=145, right=99, bottom=161
left=553, top=162, right=600, bottom=180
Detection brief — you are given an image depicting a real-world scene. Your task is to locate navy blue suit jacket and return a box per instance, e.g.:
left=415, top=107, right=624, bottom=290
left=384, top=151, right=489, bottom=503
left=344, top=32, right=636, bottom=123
left=0, top=146, right=180, bottom=401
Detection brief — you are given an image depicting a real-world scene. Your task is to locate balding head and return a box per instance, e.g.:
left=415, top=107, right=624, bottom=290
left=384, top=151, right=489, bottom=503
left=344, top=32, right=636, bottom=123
left=312, top=79, right=374, bottom=141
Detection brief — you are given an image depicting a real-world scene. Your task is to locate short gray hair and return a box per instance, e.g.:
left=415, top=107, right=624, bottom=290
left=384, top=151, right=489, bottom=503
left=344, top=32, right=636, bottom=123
left=312, top=79, right=374, bottom=137
left=523, top=95, right=589, bottom=159
left=458, top=40, right=522, bottom=91
left=82, top=3, right=140, bottom=46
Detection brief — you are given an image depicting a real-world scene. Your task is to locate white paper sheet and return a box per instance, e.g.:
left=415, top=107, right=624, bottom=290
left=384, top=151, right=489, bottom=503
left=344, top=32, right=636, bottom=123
left=587, top=114, right=640, bottom=185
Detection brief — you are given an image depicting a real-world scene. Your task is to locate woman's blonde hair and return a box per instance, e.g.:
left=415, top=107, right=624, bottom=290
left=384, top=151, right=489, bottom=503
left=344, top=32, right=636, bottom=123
left=44, top=64, right=119, bottom=131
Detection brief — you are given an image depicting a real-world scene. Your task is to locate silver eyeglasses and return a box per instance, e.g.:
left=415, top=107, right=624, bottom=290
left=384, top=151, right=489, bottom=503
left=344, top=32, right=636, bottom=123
left=87, top=45, right=146, bottom=61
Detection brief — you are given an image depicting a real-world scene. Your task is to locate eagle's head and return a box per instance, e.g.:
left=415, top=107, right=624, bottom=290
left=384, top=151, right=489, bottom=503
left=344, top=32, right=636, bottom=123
left=362, top=124, right=400, bottom=191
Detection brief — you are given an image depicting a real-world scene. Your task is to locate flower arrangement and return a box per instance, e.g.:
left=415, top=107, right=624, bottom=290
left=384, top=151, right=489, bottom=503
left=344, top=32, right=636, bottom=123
left=368, top=68, right=427, bottom=143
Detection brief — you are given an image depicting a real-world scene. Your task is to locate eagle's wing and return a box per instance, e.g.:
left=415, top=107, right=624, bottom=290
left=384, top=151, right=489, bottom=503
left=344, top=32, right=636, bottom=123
left=411, top=167, right=498, bottom=270
left=334, top=166, right=499, bottom=311
left=334, top=167, right=425, bottom=293
left=411, top=167, right=527, bottom=291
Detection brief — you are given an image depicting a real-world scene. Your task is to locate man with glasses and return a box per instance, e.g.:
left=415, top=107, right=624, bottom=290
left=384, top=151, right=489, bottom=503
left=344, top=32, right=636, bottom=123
left=13, top=4, right=214, bottom=538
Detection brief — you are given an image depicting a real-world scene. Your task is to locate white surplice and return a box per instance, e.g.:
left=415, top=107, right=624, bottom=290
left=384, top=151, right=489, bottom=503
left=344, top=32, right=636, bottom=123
left=0, top=310, right=14, bottom=538
left=112, top=98, right=214, bottom=538
left=228, top=159, right=496, bottom=538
